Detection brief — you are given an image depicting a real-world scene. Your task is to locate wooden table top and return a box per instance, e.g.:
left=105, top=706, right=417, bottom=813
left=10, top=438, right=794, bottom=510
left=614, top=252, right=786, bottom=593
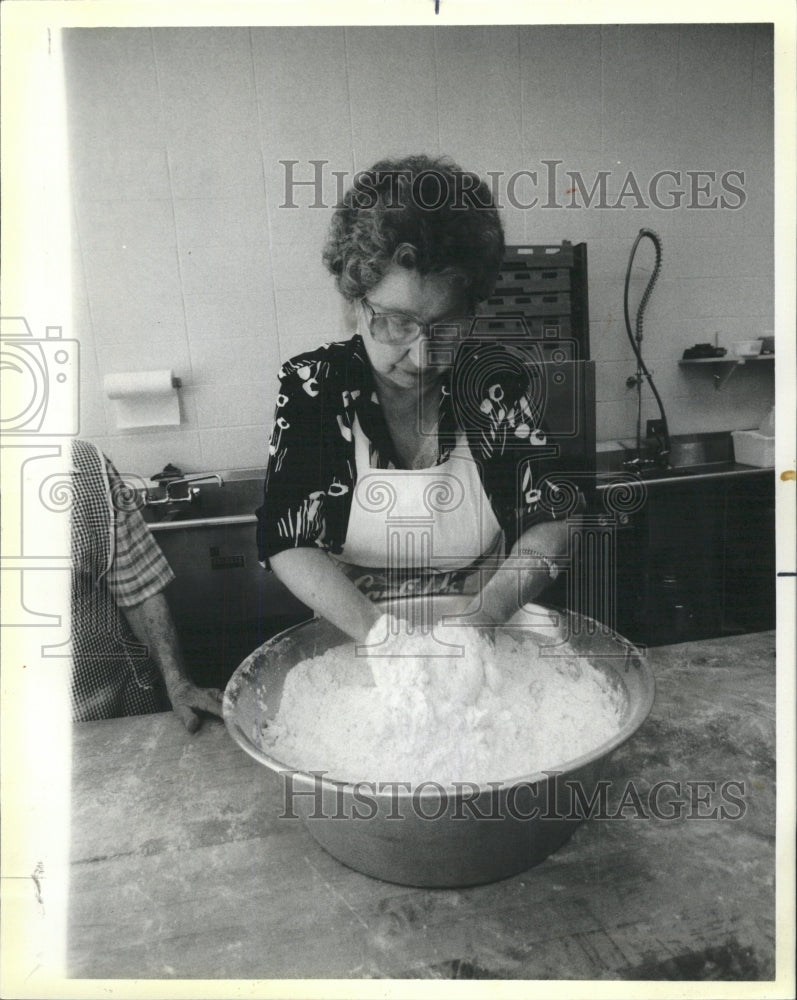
left=68, top=630, right=776, bottom=981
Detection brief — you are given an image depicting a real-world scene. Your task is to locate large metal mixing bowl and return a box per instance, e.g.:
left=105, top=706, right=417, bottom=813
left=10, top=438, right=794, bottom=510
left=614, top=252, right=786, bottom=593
left=223, top=597, right=655, bottom=888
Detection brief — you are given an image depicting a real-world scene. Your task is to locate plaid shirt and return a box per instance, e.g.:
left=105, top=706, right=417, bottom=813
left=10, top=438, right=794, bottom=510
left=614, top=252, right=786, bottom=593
left=70, top=439, right=174, bottom=721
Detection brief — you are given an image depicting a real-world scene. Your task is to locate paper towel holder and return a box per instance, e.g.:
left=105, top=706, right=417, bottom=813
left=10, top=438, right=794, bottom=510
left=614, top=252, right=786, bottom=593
left=103, top=369, right=183, bottom=430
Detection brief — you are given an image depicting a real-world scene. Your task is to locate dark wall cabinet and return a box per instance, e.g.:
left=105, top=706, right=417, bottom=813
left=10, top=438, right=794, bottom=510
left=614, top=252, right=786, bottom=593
left=721, top=473, right=777, bottom=634
left=607, top=472, right=775, bottom=646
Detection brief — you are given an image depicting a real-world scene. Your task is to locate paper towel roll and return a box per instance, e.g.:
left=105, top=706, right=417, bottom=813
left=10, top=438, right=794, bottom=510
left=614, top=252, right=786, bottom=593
left=103, top=370, right=181, bottom=429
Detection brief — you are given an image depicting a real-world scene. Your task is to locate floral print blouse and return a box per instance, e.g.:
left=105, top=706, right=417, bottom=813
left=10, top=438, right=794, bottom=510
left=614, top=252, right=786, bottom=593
left=256, top=333, right=566, bottom=567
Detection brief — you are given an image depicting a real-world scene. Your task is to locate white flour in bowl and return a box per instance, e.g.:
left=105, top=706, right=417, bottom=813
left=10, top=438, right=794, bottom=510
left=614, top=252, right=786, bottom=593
left=260, top=617, right=626, bottom=786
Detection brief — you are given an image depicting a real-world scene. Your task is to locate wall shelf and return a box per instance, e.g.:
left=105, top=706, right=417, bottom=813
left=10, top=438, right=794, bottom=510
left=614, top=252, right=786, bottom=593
left=678, top=355, right=775, bottom=391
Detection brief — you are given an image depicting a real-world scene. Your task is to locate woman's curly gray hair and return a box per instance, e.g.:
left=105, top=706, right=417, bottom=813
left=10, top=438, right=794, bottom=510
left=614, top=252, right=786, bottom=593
left=322, top=154, right=505, bottom=303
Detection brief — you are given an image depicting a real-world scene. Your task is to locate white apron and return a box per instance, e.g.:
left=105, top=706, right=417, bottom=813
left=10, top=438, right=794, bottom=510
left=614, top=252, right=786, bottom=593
left=334, top=417, right=502, bottom=594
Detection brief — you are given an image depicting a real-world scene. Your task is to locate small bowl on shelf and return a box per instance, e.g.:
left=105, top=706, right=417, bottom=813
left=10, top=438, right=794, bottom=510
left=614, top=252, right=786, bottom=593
left=732, top=339, right=763, bottom=358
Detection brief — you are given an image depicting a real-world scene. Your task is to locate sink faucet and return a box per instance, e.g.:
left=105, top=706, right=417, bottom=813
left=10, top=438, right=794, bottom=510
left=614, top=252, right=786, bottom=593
left=650, top=432, right=671, bottom=467
left=180, top=473, right=224, bottom=489
left=144, top=473, right=224, bottom=506
left=616, top=439, right=667, bottom=471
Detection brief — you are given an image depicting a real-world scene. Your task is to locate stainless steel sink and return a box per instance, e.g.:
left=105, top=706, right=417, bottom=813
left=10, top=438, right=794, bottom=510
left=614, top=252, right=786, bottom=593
left=597, top=432, right=737, bottom=480
left=668, top=432, right=733, bottom=468
left=141, top=469, right=265, bottom=524
left=138, top=468, right=310, bottom=690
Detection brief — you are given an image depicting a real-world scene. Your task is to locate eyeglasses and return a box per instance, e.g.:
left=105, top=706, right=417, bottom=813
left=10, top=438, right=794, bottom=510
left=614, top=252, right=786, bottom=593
left=361, top=298, right=473, bottom=346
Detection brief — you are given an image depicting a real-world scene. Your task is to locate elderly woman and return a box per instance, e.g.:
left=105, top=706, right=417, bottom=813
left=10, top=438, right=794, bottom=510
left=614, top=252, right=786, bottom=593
left=257, top=155, right=577, bottom=642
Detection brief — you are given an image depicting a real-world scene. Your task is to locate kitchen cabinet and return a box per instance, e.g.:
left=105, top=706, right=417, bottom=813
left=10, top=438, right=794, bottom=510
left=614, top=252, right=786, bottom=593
left=604, top=470, right=775, bottom=646
left=720, top=472, right=777, bottom=633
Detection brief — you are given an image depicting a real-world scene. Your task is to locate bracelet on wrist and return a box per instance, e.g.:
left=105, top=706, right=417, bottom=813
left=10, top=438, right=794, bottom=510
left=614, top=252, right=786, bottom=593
left=520, top=548, right=560, bottom=581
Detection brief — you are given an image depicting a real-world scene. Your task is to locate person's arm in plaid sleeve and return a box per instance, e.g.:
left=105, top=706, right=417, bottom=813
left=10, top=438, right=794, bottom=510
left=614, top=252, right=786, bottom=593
left=121, top=594, right=223, bottom=733
left=108, top=466, right=224, bottom=732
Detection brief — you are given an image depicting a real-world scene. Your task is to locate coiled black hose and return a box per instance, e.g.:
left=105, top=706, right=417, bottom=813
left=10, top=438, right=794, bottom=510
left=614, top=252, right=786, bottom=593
left=623, top=228, right=670, bottom=463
